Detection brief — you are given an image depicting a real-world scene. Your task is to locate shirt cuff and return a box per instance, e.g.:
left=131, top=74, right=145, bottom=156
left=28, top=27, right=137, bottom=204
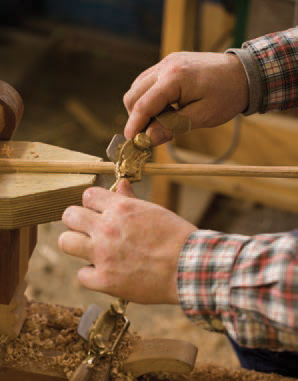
left=226, top=48, right=264, bottom=115
left=177, top=230, right=248, bottom=333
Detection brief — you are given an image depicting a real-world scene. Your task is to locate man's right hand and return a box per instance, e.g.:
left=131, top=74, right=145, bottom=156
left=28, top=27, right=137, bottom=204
left=123, top=52, right=249, bottom=146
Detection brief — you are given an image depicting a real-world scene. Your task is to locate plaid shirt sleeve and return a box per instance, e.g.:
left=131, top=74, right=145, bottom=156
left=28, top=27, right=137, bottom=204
left=177, top=230, right=298, bottom=350
left=242, top=27, right=298, bottom=113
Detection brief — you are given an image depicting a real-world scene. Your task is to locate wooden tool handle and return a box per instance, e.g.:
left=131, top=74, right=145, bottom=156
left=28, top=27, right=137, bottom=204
left=70, top=362, right=94, bottom=381
left=0, top=81, right=24, bottom=140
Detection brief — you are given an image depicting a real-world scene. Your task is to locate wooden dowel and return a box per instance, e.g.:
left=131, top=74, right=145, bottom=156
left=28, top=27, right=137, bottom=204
left=1, top=158, right=298, bottom=178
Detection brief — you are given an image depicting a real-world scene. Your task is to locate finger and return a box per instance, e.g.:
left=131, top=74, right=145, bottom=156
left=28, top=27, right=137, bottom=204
left=116, top=179, right=136, bottom=197
left=83, top=186, right=122, bottom=213
left=78, top=266, right=103, bottom=291
left=59, top=230, right=92, bottom=261
left=62, top=205, right=97, bottom=235
left=124, top=72, right=156, bottom=114
left=124, top=78, right=180, bottom=140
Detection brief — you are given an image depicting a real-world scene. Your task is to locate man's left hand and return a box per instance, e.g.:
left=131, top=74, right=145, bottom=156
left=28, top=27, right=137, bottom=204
left=58, top=179, right=196, bottom=304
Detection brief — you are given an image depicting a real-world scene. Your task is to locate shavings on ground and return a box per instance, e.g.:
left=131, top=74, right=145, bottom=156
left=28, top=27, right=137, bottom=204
left=0, top=302, right=139, bottom=380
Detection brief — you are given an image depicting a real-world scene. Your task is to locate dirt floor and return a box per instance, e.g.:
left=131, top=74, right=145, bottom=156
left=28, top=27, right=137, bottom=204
left=1, top=23, right=298, bottom=374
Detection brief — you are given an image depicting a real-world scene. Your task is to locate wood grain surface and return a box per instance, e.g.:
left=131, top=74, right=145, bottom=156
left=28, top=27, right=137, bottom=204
left=0, top=141, right=100, bottom=229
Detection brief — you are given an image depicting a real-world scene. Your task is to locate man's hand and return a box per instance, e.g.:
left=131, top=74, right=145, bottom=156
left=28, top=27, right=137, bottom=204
left=124, top=52, right=249, bottom=146
left=58, top=179, right=197, bottom=304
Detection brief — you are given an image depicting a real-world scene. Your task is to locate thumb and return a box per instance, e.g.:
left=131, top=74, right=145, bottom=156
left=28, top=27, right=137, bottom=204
left=116, top=179, right=136, bottom=198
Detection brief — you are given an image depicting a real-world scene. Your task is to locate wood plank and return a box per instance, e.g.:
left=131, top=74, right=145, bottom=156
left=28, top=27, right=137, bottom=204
left=0, top=141, right=100, bottom=229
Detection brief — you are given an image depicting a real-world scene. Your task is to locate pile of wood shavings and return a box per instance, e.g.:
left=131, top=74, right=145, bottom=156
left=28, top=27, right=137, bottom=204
left=0, top=302, right=139, bottom=380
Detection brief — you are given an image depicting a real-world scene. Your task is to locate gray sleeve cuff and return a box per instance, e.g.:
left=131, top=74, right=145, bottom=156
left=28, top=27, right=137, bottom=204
left=226, top=48, right=264, bottom=116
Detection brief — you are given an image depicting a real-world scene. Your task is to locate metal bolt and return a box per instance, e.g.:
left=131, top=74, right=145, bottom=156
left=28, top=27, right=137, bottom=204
left=134, top=133, right=151, bottom=150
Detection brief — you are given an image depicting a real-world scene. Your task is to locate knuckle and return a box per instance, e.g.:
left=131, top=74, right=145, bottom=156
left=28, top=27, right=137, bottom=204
left=102, top=223, right=120, bottom=239
left=166, top=64, right=186, bottom=80
left=115, top=199, right=134, bottom=214
left=123, top=91, right=133, bottom=111
left=133, top=99, right=150, bottom=118
left=163, top=52, right=179, bottom=63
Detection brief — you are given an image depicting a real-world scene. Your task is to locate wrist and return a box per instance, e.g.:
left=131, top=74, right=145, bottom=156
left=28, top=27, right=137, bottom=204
left=225, top=53, right=249, bottom=114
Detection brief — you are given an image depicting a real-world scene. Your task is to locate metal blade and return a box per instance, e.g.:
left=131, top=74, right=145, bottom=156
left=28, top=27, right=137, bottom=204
left=78, top=304, right=103, bottom=340
left=106, top=134, right=126, bottom=162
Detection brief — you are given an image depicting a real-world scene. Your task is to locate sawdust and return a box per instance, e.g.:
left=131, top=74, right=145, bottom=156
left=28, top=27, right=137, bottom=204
left=0, top=302, right=139, bottom=380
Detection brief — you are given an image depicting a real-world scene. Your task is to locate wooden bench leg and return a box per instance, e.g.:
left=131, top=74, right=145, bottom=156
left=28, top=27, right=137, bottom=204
left=0, top=226, right=37, bottom=338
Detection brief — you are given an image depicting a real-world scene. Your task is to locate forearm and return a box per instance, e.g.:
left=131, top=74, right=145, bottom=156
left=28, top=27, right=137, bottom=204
left=177, top=229, right=298, bottom=350
left=226, top=27, right=298, bottom=115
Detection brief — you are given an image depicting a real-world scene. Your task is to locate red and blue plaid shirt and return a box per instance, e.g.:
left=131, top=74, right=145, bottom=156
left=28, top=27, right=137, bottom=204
left=177, top=28, right=298, bottom=351
left=243, top=27, right=297, bottom=113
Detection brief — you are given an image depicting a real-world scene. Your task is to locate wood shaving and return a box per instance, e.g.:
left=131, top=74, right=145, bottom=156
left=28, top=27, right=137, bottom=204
left=0, top=302, right=139, bottom=380
left=0, top=302, right=292, bottom=381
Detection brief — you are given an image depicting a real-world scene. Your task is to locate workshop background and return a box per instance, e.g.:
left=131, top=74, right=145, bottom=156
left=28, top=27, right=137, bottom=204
left=0, top=0, right=297, bottom=371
